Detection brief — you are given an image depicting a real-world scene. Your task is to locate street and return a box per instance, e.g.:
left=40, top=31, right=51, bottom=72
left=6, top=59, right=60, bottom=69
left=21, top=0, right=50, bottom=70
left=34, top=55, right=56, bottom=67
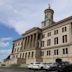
left=0, top=67, right=48, bottom=72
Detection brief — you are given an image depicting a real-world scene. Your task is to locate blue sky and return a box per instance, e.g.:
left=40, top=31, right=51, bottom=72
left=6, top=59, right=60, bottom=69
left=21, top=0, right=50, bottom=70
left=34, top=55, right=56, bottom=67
left=0, top=0, right=72, bottom=61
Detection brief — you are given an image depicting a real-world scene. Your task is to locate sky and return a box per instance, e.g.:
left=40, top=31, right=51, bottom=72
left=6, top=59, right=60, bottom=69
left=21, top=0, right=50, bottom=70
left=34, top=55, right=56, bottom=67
left=0, top=0, right=72, bottom=61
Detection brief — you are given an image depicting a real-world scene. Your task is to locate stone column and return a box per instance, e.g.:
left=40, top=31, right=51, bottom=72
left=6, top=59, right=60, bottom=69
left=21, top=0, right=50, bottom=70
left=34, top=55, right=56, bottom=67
left=26, top=37, right=28, bottom=49
left=28, top=36, right=31, bottom=49
left=22, top=38, right=25, bottom=50
left=26, top=36, right=29, bottom=49
left=21, top=38, right=24, bottom=51
left=30, top=35, right=32, bottom=48
left=27, top=36, right=30, bottom=49
left=32, top=34, right=35, bottom=48
left=35, top=33, right=38, bottom=48
left=25, top=37, right=27, bottom=49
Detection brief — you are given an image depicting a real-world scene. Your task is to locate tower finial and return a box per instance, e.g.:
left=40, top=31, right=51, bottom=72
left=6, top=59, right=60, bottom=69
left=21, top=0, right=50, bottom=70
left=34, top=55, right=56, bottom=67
left=48, top=3, right=51, bottom=9
left=48, top=0, right=51, bottom=9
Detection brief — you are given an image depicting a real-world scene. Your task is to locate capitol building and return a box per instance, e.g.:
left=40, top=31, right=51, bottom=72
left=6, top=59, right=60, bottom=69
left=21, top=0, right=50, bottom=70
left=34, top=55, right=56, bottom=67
left=8, top=5, right=72, bottom=64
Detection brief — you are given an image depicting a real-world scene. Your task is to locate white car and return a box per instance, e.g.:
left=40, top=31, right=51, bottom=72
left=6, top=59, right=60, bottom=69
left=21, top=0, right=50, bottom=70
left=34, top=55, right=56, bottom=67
left=28, top=62, right=52, bottom=69
left=28, top=62, right=44, bottom=69
left=28, top=63, right=33, bottom=69
left=43, top=63, right=52, bottom=69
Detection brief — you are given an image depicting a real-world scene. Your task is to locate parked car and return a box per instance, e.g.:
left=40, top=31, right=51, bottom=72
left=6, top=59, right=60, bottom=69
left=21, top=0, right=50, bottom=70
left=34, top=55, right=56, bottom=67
left=61, top=64, right=72, bottom=72
left=28, top=62, right=52, bottom=70
left=43, top=63, right=53, bottom=70
left=28, top=63, right=33, bottom=69
left=28, top=62, right=44, bottom=69
left=47, top=61, right=70, bottom=72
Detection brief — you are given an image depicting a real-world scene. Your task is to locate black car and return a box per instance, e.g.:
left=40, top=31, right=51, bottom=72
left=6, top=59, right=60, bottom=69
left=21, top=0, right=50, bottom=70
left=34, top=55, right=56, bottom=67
left=47, top=61, right=70, bottom=72
left=61, top=64, right=72, bottom=72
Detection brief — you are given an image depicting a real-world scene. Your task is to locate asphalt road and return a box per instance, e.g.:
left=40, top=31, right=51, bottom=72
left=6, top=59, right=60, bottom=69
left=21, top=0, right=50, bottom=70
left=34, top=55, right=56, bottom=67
left=0, top=67, right=48, bottom=72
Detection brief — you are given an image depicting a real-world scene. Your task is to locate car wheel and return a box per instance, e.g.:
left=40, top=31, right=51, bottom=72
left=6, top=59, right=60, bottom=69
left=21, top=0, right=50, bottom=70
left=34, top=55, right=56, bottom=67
left=41, top=67, right=44, bottom=69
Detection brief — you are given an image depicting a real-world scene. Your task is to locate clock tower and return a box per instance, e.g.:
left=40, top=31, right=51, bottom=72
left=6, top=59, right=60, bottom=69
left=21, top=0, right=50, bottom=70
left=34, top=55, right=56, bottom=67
left=42, top=5, right=54, bottom=28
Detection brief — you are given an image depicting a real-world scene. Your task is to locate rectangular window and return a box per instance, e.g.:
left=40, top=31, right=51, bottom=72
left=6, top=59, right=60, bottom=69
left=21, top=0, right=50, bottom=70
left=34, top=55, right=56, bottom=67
left=22, top=53, right=24, bottom=58
left=54, top=37, right=58, bottom=45
left=54, top=49, right=59, bottom=55
left=62, top=27, right=67, bottom=32
left=62, top=35, right=67, bottom=43
left=47, top=39, right=51, bottom=46
left=42, top=34, right=45, bottom=38
left=28, top=52, right=30, bottom=58
left=41, top=51, right=44, bottom=56
left=63, top=48, right=68, bottom=54
left=66, top=48, right=68, bottom=54
left=63, top=49, right=65, bottom=54
left=32, top=52, right=34, bottom=58
left=48, top=32, right=51, bottom=37
left=41, top=41, right=44, bottom=47
left=54, top=30, right=58, bottom=35
left=47, top=50, right=51, bottom=56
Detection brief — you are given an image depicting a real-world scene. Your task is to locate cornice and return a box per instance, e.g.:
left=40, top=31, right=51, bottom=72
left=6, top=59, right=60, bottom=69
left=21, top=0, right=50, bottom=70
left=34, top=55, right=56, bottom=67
left=22, top=27, right=42, bottom=36
left=42, top=16, right=72, bottom=31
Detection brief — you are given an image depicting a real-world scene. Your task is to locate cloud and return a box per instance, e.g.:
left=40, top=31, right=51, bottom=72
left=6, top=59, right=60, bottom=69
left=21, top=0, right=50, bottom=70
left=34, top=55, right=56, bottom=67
left=0, top=37, right=12, bottom=48
left=0, top=37, right=12, bottom=61
left=0, top=0, right=72, bottom=35
left=0, top=49, right=12, bottom=61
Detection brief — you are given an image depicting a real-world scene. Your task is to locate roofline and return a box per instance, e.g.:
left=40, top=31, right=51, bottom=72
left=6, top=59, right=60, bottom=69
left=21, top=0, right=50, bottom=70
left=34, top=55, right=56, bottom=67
left=42, top=16, right=72, bottom=30
left=22, top=27, right=41, bottom=36
left=56, top=16, right=72, bottom=24
left=13, top=38, right=23, bottom=42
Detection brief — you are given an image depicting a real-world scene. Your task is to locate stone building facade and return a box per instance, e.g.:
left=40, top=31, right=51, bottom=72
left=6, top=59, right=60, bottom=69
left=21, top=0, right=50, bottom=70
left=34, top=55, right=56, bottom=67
left=10, top=6, right=72, bottom=64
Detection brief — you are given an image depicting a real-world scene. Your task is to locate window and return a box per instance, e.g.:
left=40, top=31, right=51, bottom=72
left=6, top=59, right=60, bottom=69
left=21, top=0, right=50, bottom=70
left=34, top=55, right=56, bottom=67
left=41, top=51, right=44, bottom=56
left=28, top=52, right=30, bottom=58
left=17, top=48, right=19, bottom=52
left=54, top=37, right=58, bottom=45
left=54, top=30, right=58, bottom=35
left=47, top=39, right=51, bottom=46
left=22, top=53, right=24, bottom=58
left=62, top=27, right=67, bottom=32
left=32, top=52, right=34, bottom=58
left=63, top=48, right=68, bottom=54
left=42, top=34, right=45, bottom=38
left=48, top=32, right=51, bottom=37
left=54, top=49, right=59, bottom=55
left=47, top=50, right=51, bottom=56
left=41, top=41, right=44, bottom=47
left=62, top=35, right=67, bottom=43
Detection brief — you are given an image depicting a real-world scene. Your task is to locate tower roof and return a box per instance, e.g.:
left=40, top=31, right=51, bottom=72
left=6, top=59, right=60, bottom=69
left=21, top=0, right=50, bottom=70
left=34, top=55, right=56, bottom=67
left=44, top=8, right=54, bottom=14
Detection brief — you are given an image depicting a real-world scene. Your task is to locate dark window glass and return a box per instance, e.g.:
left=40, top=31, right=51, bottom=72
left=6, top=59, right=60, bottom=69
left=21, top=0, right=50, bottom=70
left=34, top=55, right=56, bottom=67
left=47, top=39, right=51, bottom=46
left=54, top=49, right=59, bottom=55
left=41, top=41, right=44, bottom=47
left=54, top=37, right=58, bottom=45
left=63, top=48, right=68, bottom=54
left=47, top=50, right=51, bottom=56
left=48, top=32, right=51, bottom=37
left=62, top=27, right=67, bottom=32
left=54, top=30, right=58, bottom=35
left=62, top=35, right=67, bottom=43
left=32, top=52, right=34, bottom=58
